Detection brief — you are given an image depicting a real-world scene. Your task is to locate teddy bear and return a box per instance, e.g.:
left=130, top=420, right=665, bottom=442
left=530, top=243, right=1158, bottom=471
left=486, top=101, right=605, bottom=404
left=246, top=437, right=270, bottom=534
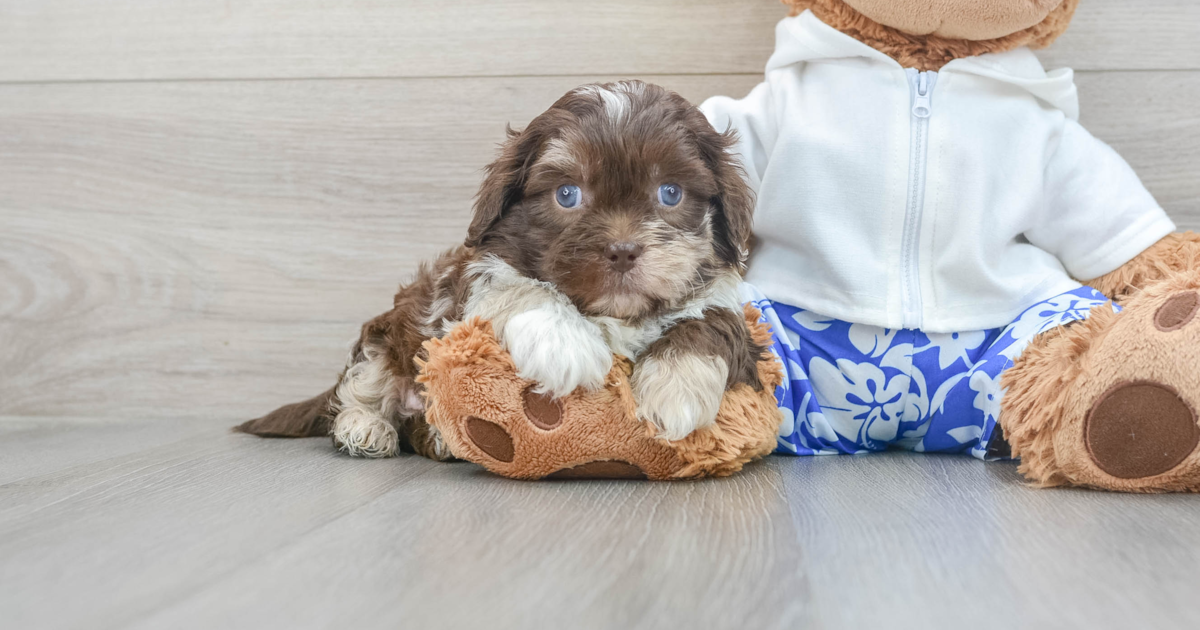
left=422, top=0, right=1200, bottom=491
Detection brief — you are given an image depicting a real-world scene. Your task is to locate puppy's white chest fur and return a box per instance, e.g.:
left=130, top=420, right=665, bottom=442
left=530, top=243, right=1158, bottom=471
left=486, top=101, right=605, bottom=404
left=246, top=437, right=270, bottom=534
left=588, top=270, right=743, bottom=360
left=587, top=317, right=664, bottom=361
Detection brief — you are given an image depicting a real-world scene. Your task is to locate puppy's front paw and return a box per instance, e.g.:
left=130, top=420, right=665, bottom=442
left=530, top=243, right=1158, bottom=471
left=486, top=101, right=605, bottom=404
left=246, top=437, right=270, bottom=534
left=503, top=306, right=613, bottom=398
left=332, top=408, right=399, bottom=458
left=633, top=353, right=729, bottom=441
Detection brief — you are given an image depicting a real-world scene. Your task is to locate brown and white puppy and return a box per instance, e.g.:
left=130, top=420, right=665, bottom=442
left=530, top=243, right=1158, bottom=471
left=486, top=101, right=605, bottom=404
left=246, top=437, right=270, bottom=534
left=238, top=81, right=762, bottom=459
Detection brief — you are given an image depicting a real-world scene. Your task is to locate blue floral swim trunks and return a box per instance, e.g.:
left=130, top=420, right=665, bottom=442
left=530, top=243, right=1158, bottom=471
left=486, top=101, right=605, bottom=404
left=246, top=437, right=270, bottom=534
left=740, top=284, right=1115, bottom=459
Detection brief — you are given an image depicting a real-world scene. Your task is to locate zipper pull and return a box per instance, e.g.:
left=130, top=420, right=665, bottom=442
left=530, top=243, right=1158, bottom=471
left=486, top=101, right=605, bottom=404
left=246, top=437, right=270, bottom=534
left=912, top=71, right=933, bottom=119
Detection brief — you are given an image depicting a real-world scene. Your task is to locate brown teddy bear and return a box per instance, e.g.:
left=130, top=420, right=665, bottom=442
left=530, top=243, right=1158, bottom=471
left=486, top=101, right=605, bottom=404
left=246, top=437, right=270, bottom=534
left=763, top=0, right=1200, bottom=492
left=422, top=0, right=1200, bottom=491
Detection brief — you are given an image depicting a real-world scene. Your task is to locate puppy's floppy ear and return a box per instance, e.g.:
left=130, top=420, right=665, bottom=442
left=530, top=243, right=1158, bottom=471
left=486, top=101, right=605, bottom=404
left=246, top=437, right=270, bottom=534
left=466, top=123, right=545, bottom=248
left=687, top=108, right=756, bottom=269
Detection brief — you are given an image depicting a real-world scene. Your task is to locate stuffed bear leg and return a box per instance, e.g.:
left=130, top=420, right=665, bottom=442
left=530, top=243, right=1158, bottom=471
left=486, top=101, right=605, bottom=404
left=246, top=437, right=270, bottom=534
left=1001, top=270, right=1200, bottom=492
left=416, top=306, right=782, bottom=481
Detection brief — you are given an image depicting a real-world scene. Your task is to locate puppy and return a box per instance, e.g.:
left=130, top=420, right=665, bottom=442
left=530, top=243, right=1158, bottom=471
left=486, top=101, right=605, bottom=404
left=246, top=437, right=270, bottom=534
left=238, top=81, right=763, bottom=459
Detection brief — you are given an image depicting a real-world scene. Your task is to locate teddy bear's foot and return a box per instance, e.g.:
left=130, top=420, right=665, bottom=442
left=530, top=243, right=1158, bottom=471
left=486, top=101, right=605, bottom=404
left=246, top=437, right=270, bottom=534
left=417, top=321, right=687, bottom=480
left=441, top=373, right=687, bottom=480
left=1003, top=273, right=1200, bottom=492
left=416, top=311, right=783, bottom=481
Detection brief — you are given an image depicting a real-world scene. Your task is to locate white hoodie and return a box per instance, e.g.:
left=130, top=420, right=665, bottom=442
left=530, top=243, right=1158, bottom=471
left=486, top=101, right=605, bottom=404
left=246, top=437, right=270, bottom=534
left=702, top=10, right=1174, bottom=332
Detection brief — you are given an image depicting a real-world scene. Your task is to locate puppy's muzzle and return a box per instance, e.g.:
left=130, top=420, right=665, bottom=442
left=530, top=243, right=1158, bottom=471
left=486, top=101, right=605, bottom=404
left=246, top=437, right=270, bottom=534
left=605, top=241, right=643, bottom=274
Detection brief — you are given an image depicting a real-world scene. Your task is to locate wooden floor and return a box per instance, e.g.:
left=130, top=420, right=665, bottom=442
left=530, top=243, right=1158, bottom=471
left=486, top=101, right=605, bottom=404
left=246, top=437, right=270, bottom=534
left=3, top=416, right=1199, bottom=630
left=3, top=1, right=1200, bottom=628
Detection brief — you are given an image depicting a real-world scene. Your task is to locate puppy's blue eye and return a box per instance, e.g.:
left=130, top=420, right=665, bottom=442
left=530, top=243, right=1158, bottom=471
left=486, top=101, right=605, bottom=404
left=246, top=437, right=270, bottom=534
left=556, top=185, right=582, bottom=209
left=658, top=183, right=683, bottom=207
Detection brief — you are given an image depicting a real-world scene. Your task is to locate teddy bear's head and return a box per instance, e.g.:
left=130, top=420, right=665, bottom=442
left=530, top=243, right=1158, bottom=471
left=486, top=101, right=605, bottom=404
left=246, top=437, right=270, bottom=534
left=783, top=0, right=1079, bottom=70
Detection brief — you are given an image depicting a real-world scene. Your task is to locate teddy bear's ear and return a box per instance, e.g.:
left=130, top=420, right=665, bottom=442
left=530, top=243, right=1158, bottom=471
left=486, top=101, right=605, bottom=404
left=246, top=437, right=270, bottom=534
left=466, top=121, right=550, bottom=248
left=685, top=107, right=756, bottom=270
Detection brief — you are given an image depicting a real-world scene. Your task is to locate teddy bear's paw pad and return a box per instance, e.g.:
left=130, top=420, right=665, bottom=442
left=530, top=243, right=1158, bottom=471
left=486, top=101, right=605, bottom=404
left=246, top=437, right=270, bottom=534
left=523, top=387, right=563, bottom=430
left=546, top=460, right=647, bottom=480
left=465, top=416, right=515, bottom=463
left=1154, top=291, right=1199, bottom=332
left=1085, top=381, right=1199, bottom=479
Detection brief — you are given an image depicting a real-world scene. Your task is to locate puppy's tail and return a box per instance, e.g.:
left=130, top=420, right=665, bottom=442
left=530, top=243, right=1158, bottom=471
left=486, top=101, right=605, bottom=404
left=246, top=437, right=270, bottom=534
left=234, top=387, right=337, bottom=438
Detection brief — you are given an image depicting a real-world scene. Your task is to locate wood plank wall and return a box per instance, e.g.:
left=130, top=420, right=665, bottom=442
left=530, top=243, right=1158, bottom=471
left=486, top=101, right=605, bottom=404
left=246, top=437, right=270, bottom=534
left=1, top=0, right=1197, bottom=420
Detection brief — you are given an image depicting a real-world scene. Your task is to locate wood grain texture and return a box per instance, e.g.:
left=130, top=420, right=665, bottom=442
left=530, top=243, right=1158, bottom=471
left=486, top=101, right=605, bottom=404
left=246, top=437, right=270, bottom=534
left=0, top=419, right=810, bottom=630
left=1076, top=71, right=1200, bottom=213
left=1, top=420, right=1197, bottom=629
left=129, top=461, right=810, bottom=630
left=2, top=71, right=1196, bottom=420
left=0, top=416, right=217, bottom=485
left=0, top=74, right=764, bottom=421
left=775, top=454, right=1200, bottom=629
left=1035, top=0, right=1200, bottom=71
left=0, top=423, right=442, bottom=630
left=0, top=0, right=785, bottom=82
left=0, top=0, right=1196, bottom=84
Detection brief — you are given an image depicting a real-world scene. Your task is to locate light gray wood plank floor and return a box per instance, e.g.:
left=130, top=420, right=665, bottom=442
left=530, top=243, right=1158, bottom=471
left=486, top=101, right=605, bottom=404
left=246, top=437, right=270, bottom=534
left=2, top=416, right=1198, bottom=630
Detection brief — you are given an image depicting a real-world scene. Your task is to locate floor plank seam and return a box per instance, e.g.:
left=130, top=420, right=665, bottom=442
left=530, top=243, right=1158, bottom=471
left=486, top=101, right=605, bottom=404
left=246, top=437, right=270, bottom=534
left=1, top=67, right=1196, bottom=88
left=0, top=71, right=767, bottom=88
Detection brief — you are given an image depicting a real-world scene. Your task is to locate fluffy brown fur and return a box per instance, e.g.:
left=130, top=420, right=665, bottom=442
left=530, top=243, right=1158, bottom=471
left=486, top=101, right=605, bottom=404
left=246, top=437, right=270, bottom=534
left=999, top=232, right=1200, bottom=493
left=782, top=0, right=1078, bottom=71
left=1003, top=272, right=1200, bottom=492
left=641, top=306, right=764, bottom=390
left=469, top=83, right=754, bottom=320
left=240, top=81, right=760, bottom=461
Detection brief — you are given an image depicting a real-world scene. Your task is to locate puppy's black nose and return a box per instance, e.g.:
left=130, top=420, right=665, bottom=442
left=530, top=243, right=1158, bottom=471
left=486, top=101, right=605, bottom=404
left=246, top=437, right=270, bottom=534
left=605, top=242, right=643, bottom=273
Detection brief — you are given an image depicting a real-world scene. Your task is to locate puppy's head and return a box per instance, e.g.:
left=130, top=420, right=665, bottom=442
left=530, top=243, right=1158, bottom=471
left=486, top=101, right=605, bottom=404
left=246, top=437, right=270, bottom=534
left=467, top=81, right=753, bottom=321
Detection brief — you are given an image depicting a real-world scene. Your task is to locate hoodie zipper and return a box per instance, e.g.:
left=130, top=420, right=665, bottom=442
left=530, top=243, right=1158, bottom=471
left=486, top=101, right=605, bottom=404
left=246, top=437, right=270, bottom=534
left=901, top=68, right=937, bottom=330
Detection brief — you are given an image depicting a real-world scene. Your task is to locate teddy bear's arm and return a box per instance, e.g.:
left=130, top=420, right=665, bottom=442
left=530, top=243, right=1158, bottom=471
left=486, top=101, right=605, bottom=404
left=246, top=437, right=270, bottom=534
left=1086, top=232, right=1200, bottom=304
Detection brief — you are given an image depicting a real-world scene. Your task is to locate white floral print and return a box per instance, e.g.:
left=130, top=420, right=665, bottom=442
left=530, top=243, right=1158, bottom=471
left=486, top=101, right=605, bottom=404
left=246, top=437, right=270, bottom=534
left=848, top=324, right=898, bottom=358
left=998, top=294, right=1111, bottom=360
left=922, top=330, right=988, bottom=370
left=969, top=369, right=1003, bottom=423
left=798, top=391, right=840, bottom=443
left=808, top=357, right=909, bottom=444
left=791, top=310, right=835, bottom=332
left=743, top=283, right=1107, bottom=459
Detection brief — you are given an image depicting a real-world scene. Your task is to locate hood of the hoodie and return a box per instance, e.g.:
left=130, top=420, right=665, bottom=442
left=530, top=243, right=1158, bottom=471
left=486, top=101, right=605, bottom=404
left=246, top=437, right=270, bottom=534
left=766, top=10, right=1080, bottom=120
